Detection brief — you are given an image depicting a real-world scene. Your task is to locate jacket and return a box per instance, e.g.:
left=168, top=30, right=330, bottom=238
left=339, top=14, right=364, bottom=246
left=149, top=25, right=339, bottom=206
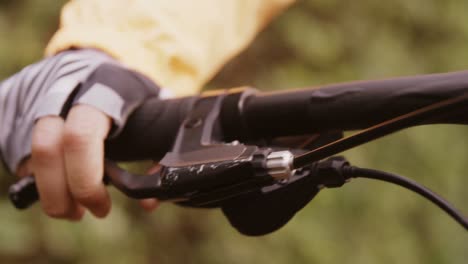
left=46, top=0, right=295, bottom=96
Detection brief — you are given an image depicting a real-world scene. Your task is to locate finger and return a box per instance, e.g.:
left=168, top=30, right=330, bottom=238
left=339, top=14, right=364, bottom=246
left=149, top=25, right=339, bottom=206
left=138, top=163, right=162, bottom=212
left=63, top=104, right=112, bottom=218
left=31, top=116, right=83, bottom=219
left=139, top=199, right=160, bottom=212
left=68, top=204, right=86, bottom=221
left=16, top=158, right=32, bottom=178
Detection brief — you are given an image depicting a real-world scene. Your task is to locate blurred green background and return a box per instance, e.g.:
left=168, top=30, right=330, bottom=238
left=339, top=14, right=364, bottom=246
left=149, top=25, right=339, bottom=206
left=0, top=0, right=467, bottom=263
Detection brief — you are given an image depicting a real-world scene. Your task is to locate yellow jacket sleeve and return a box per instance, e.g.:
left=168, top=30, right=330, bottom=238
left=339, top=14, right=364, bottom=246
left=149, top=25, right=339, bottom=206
left=46, top=0, right=295, bottom=96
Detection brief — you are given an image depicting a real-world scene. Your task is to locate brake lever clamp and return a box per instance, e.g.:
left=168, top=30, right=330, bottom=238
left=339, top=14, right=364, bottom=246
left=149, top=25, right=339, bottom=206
left=106, top=88, right=295, bottom=206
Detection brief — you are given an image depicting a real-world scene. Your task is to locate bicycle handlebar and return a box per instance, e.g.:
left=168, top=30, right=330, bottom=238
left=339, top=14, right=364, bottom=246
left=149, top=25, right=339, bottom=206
left=9, top=70, right=468, bottom=228
left=106, top=70, right=468, bottom=162
left=230, top=70, right=468, bottom=139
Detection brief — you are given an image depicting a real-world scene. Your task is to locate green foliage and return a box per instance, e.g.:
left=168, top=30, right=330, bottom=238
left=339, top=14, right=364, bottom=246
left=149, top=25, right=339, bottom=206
left=0, top=0, right=65, bottom=78
left=0, top=0, right=467, bottom=263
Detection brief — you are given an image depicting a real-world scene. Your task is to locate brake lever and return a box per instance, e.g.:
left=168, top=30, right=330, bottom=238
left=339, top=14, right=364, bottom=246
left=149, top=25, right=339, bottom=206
left=104, top=89, right=296, bottom=205
left=105, top=149, right=294, bottom=205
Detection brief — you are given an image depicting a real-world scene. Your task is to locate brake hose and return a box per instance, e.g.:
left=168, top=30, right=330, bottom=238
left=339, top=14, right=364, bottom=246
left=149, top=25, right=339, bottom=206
left=294, top=92, right=468, bottom=169
left=316, top=158, right=468, bottom=230
left=289, top=93, right=468, bottom=231
left=345, top=167, right=468, bottom=230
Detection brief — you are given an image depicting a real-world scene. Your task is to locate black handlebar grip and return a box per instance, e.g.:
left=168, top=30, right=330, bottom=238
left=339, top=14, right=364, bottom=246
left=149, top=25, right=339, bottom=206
left=105, top=96, right=197, bottom=161
left=9, top=176, right=38, bottom=209
left=8, top=96, right=197, bottom=209
left=239, top=70, right=468, bottom=140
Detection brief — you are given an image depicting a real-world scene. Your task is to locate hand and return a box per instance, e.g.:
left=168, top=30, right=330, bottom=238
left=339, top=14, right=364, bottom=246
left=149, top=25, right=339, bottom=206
left=31, top=105, right=112, bottom=219
left=2, top=49, right=160, bottom=219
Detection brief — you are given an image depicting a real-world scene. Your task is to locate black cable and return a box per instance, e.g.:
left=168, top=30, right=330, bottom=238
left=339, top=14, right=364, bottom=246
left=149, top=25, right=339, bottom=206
left=293, top=92, right=468, bottom=169
left=344, top=166, right=468, bottom=231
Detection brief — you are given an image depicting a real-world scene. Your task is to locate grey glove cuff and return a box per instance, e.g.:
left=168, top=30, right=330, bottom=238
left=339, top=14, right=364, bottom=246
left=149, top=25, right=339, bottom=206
left=70, top=62, right=161, bottom=136
left=0, top=49, right=160, bottom=173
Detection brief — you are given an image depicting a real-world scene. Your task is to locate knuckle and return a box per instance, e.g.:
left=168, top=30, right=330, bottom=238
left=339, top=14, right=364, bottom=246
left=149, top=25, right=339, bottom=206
left=63, top=125, right=96, bottom=149
left=31, top=137, right=60, bottom=160
left=70, top=185, right=100, bottom=204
